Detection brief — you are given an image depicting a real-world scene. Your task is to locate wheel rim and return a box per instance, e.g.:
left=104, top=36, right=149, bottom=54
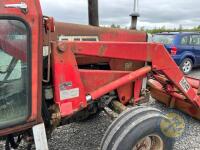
left=132, top=134, right=164, bottom=150
left=182, top=60, right=192, bottom=73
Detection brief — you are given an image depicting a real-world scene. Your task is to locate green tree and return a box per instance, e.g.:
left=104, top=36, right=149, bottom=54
left=111, top=24, right=121, bottom=28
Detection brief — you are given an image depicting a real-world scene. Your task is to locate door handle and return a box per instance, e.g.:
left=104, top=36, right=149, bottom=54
left=5, top=2, right=28, bottom=14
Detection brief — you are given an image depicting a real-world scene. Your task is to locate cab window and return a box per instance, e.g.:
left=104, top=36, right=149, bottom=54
left=0, top=19, right=30, bottom=129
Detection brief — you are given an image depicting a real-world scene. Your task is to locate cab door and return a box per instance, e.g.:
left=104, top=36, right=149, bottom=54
left=0, top=0, right=42, bottom=136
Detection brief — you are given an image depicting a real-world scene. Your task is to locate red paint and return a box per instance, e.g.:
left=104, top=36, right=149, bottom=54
left=79, top=69, right=131, bottom=93
left=186, top=76, right=200, bottom=89
left=0, top=0, right=43, bottom=136
left=64, top=41, right=200, bottom=107
left=89, top=66, right=151, bottom=100
left=51, top=43, right=87, bottom=117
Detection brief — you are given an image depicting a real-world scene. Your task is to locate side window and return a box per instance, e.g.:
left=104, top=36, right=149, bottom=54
left=180, top=36, right=189, bottom=45
left=190, top=35, right=200, bottom=46
left=0, top=19, right=30, bottom=129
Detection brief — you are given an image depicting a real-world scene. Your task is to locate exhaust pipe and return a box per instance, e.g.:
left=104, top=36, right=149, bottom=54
left=130, top=0, right=140, bottom=30
left=88, top=0, right=99, bottom=26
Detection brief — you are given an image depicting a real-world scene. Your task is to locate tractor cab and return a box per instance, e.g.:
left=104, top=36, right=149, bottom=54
left=0, top=0, right=43, bottom=136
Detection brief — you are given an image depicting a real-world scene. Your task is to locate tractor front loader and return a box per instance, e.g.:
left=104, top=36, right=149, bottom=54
left=0, top=0, right=200, bottom=150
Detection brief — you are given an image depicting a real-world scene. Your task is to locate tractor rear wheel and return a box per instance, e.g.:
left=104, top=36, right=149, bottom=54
left=101, top=106, right=174, bottom=150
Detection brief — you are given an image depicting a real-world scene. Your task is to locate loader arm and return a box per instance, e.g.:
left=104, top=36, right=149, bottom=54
left=57, top=41, right=200, bottom=108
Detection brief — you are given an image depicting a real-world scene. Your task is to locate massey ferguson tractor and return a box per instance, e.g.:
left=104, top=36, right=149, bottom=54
left=0, top=0, right=200, bottom=150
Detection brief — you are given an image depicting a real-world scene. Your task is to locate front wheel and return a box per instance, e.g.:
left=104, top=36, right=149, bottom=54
left=180, top=58, right=193, bottom=74
left=101, top=107, right=174, bottom=150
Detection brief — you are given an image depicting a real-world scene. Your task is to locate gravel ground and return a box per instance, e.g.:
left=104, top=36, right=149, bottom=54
left=47, top=69, right=200, bottom=150
left=0, top=69, right=200, bottom=150
left=47, top=105, right=200, bottom=150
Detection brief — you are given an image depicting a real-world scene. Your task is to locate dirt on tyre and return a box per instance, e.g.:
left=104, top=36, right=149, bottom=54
left=101, top=106, right=174, bottom=150
left=180, top=58, right=193, bottom=74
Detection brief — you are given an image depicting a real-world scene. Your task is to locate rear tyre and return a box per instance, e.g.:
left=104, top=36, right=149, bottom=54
left=101, top=107, right=174, bottom=150
left=180, top=58, right=193, bottom=74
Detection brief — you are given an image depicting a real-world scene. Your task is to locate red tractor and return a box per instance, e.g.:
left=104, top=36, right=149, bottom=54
left=0, top=0, right=200, bottom=150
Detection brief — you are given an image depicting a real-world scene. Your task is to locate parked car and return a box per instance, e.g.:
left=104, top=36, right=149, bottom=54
left=152, top=32, right=200, bottom=74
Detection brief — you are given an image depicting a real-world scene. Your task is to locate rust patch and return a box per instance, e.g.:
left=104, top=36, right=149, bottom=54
left=71, top=43, right=78, bottom=53
left=146, top=43, right=152, bottom=62
left=31, top=17, right=35, bottom=24
left=124, top=62, right=133, bottom=71
left=98, top=45, right=107, bottom=56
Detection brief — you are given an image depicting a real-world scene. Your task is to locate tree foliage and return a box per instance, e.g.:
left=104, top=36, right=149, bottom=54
left=111, top=24, right=121, bottom=28
left=141, top=25, right=200, bottom=34
left=109, top=24, right=200, bottom=34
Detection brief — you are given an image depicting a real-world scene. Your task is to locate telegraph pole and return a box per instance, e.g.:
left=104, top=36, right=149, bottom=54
left=130, top=0, right=140, bottom=30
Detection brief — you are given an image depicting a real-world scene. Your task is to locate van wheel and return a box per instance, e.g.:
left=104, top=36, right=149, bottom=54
left=101, top=107, right=174, bottom=150
left=180, top=58, right=193, bottom=74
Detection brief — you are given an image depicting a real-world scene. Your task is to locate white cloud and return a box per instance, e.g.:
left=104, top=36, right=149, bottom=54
left=40, top=0, right=88, bottom=23
left=40, top=0, right=200, bottom=29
